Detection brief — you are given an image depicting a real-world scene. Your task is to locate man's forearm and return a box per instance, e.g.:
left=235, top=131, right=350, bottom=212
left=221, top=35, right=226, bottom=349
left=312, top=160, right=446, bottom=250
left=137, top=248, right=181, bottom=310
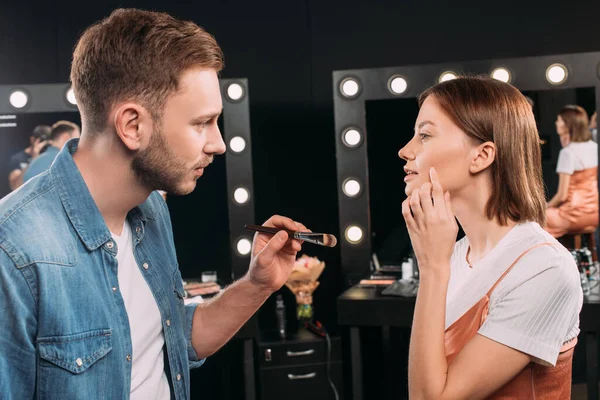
left=191, top=274, right=271, bottom=358
left=8, top=170, right=24, bottom=191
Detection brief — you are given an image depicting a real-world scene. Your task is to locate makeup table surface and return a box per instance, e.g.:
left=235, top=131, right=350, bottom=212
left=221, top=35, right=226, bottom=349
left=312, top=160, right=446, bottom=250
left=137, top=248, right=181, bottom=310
left=338, top=283, right=600, bottom=400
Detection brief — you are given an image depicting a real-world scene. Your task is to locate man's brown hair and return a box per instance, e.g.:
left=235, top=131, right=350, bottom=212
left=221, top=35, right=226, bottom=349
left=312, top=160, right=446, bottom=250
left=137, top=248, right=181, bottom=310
left=70, top=8, right=224, bottom=135
left=50, top=120, right=80, bottom=141
left=558, top=105, right=591, bottom=142
left=419, top=76, right=546, bottom=226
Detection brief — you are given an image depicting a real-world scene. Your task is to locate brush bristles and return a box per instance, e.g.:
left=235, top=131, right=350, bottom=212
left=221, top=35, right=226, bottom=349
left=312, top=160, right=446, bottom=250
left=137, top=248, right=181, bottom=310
left=322, top=234, right=337, bottom=247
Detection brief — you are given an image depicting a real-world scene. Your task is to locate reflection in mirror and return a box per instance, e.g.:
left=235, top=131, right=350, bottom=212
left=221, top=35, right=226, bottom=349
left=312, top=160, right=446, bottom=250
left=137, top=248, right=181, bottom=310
left=522, top=87, right=596, bottom=200
left=366, top=98, right=418, bottom=266
left=1, top=111, right=81, bottom=198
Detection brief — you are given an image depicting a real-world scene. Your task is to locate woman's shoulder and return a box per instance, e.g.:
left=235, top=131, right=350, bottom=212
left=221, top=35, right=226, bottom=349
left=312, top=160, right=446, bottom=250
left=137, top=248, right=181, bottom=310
left=498, top=222, right=580, bottom=293
left=567, top=140, right=598, bottom=152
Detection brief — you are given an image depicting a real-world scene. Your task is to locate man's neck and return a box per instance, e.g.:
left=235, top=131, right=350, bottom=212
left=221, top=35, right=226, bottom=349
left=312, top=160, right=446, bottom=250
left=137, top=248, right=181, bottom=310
left=72, top=136, right=152, bottom=233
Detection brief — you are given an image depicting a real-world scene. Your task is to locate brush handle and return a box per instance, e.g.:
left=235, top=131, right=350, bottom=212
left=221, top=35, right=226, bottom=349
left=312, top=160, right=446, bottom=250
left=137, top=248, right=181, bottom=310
left=245, top=224, right=294, bottom=236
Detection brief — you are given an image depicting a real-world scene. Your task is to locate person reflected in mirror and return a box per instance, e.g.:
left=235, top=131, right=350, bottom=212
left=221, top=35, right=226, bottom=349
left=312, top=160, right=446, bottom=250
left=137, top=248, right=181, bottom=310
left=7, top=125, right=51, bottom=191
left=22, top=121, right=81, bottom=183
left=545, top=106, right=598, bottom=238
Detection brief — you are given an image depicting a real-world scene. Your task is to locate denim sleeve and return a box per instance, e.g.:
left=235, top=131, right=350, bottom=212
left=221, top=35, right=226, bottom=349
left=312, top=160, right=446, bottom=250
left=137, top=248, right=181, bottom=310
left=157, top=197, right=206, bottom=369
left=0, top=245, right=37, bottom=398
left=185, top=303, right=206, bottom=369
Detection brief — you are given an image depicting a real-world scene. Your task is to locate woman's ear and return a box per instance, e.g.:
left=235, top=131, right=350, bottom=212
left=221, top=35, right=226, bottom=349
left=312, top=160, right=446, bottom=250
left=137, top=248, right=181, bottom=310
left=469, top=141, right=496, bottom=174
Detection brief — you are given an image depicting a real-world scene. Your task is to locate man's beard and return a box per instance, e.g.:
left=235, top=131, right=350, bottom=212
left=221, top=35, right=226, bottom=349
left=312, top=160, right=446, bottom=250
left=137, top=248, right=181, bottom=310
left=131, top=128, right=195, bottom=196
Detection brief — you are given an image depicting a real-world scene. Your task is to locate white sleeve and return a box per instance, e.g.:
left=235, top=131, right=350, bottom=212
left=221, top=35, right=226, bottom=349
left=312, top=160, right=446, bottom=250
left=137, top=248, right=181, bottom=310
left=477, top=253, right=583, bottom=367
left=556, top=148, right=575, bottom=175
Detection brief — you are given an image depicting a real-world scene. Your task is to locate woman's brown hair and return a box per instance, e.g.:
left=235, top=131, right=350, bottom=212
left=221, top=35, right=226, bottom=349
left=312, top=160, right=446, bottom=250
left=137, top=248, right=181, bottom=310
left=559, top=105, right=591, bottom=142
left=419, top=76, right=546, bottom=226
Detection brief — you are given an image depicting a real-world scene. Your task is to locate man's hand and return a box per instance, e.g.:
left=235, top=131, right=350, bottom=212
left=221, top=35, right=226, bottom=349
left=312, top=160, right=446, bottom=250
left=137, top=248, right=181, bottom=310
left=31, top=138, right=48, bottom=159
left=191, top=216, right=310, bottom=358
left=248, top=215, right=308, bottom=293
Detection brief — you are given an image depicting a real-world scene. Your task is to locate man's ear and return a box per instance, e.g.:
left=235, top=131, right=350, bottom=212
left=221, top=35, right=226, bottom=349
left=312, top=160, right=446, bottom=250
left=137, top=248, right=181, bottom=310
left=469, top=141, right=496, bottom=174
left=113, top=103, right=153, bottom=151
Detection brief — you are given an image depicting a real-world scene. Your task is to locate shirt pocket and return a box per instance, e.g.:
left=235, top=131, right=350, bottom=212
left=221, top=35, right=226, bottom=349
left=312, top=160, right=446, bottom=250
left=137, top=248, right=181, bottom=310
left=37, top=329, right=113, bottom=399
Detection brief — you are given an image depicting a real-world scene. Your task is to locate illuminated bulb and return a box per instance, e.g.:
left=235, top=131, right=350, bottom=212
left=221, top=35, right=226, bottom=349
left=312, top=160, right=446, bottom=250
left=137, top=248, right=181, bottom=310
left=66, top=88, right=77, bottom=105
left=236, top=238, right=252, bottom=255
left=9, top=90, right=28, bottom=109
left=341, top=78, right=360, bottom=97
left=439, top=72, right=457, bottom=83
left=343, top=179, right=361, bottom=197
left=491, top=67, right=511, bottom=83
left=343, top=128, right=362, bottom=147
left=233, top=188, right=249, bottom=204
left=389, top=76, right=408, bottom=94
left=229, top=136, right=246, bottom=153
left=227, top=83, right=244, bottom=101
left=546, top=64, right=567, bottom=85
left=345, top=225, right=363, bottom=244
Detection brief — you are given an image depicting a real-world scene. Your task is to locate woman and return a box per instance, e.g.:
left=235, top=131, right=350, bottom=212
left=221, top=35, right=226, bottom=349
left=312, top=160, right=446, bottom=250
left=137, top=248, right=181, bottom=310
left=546, top=105, right=598, bottom=238
left=399, top=76, right=582, bottom=399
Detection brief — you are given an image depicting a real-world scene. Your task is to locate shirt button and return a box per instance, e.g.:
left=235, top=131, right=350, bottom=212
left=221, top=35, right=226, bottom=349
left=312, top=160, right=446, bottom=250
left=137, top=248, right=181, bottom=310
left=176, top=374, right=181, bottom=381
left=75, top=358, right=83, bottom=367
left=143, top=262, right=149, bottom=270
left=112, top=287, right=117, bottom=292
left=166, top=319, right=171, bottom=327
left=136, top=226, right=141, bottom=234
left=106, top=241, right=114, bottom=249
left=126, top=354, right=131, bottom=362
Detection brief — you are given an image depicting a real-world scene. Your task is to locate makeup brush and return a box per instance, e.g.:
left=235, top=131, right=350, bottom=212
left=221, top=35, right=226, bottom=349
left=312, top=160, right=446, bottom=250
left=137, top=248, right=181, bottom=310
left=244, top=224, right=338, bottom=248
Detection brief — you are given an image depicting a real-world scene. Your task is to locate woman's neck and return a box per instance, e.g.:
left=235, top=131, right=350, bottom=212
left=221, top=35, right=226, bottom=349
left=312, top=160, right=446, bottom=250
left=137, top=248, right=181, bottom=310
left=451, top=185, right=518, bottom=264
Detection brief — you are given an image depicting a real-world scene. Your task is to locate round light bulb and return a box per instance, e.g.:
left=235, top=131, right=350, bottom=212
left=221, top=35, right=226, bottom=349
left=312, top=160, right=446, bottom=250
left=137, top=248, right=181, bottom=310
left=229, top=136, right=246, bottom=153
left=236, top=238, right=252, bottom=255
left=343, top=179, right=361, bottom=197
left=233, top=188, right=249, bottom=204
left=66, top=88, right=77, bottom=105
left=345, top=225, right=364, bottom=244
left=342, top=128, right=362, bottom=147
left=9, top=90, right=28, bottom=109
left=340, top=78, right=360, bottom=97
left=439, top=71, right=457, bottom=83
left=227, top=83, right=244, bottom=101
left=491, top=67, right=511, bottom=83
left=546, top=64, right=568, bottom=85
left=389, top=76, right=408, bottom=94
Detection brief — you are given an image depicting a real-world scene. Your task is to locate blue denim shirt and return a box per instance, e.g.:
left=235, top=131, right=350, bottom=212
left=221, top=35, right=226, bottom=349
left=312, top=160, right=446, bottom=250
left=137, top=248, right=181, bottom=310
left=0, top=139, right=204, bottom=399
left=22, top=145, right=60, bottom=182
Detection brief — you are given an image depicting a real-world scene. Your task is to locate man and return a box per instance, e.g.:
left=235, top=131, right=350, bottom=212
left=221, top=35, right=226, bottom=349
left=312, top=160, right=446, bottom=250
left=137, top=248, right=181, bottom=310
left=0, top=9, right=308, bottom=399
left=7, top=124, right=51, bottom=190
left=22, top=120, right=80, bottom=182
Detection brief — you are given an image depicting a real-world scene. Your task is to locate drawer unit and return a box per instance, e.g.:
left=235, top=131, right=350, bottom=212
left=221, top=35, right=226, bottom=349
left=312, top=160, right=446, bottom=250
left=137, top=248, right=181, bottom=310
left=257, top=328, right=344, bottom=400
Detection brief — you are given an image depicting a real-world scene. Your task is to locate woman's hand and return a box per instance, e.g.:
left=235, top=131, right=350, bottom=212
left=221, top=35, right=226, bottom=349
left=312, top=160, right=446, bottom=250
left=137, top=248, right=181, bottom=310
left=402, top=167, right=458, bottom=274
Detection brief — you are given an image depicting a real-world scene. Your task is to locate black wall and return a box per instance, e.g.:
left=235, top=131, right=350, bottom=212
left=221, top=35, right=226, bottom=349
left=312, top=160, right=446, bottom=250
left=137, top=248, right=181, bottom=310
left=2, top=1, right=600, bottom=397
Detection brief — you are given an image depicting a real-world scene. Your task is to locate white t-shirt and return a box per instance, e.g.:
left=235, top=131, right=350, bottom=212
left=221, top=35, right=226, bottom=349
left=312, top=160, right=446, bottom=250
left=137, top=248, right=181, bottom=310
left=112, top=221, right=170, bottom=400
left=556, top=140, right=598, bottom=174
left=446, top=222, right=583, bottom=366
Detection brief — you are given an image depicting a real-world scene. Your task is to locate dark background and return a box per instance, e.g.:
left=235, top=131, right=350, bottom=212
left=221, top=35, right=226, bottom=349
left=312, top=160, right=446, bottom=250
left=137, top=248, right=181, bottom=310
left=1, top=0, right=600, bottom=398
